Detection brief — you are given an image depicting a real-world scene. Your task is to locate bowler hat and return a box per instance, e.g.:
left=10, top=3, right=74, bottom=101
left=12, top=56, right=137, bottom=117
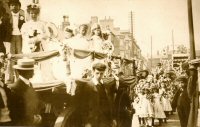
left=13, top=58, right=35, bottom=70
left=8, top=0, right=21, bottom=6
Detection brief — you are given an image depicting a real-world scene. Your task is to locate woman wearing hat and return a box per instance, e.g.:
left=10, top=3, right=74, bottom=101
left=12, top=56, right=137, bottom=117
left=9, top=58, right=42, bottom=126
left=21, top=2, right=48, bottom=53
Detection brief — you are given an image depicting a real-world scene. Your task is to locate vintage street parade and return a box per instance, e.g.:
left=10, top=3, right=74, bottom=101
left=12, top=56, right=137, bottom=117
left=0, top=0, right=200, bottom=127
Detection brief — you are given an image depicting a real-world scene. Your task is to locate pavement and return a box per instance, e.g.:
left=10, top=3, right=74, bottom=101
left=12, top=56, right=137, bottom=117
left=157, top=112, right=180, bottom=127
left=132, top=112, right=181, bottom=127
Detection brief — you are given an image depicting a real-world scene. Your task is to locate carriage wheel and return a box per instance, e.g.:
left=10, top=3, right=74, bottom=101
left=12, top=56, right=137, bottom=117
left=54, top=106, right=77, bottom=127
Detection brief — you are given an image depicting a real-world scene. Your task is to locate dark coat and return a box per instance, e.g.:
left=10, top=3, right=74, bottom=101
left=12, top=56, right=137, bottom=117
left=172, top=89, right=191, bottom=127
left=74, top=78, right=117, bottom=127
left=114, top=79, right=134, bottom=127
left=9, top=79, right=40, bottom=126
left=0, top=15, right=12, bottom=53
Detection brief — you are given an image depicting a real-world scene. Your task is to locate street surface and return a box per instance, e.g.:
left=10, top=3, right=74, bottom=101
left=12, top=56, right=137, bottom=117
left=132, top=112, right=181, bottom=127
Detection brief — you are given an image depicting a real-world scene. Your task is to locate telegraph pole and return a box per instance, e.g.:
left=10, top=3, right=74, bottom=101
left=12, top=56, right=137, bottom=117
left=130, top=11, right=136, bottom=75
left=187, top=0, right=197, bottom=127
left=172, top=30, right=175, bottom=54
left=151, top=36, right=153, bottom=69
left=188, top=0, right=196, bottom=59
left=130, top=11, right=134, bottom=57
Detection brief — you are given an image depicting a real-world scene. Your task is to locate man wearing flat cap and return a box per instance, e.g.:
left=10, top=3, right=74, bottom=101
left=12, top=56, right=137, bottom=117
left=172, top=76, right=191, bottom=127
left=74, top=62, right=117, bottom=127
left=9, top=58, right=42, bottom=126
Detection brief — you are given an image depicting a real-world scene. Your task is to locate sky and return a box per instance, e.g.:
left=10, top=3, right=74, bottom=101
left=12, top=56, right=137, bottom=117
left=20, top=0, right=200, bottom=57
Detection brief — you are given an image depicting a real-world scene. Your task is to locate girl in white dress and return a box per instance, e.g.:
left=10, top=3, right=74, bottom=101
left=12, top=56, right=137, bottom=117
left=138, top=89, right=154, bottom=126
left=153, top=88, right=166, bottom=126
left=159, top=82, right=172, bottom=122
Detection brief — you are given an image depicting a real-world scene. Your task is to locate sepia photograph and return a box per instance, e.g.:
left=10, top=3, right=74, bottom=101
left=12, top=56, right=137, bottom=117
left=0, top=0, right=200, bottom=126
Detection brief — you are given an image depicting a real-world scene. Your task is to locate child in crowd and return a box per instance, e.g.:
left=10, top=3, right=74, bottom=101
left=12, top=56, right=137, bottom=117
left=153, top=87, right=166, bottom=126
left=159, top=82, right=172, bottom=121
left=138, top=88, right=154, bottom=127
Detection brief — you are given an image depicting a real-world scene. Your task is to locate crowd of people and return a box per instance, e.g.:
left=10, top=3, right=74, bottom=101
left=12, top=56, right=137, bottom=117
left=130, top=63, right=192, bottom=127
left=0, top=0, right=195, bottom=127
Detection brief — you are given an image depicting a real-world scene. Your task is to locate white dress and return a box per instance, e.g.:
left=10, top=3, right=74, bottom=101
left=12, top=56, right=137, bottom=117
left=90, top=35, right=104, bottom=53
left=21, top=20, right=47, bottom=53
left=153, top=93, right=166, bottom=119
left=161, top=96, right=172, bottom=112
left=67, top=35, right=92, bottom=79
left=138, top=94, right=154, bottom=118
left=159, top=88, right=172, bottom=112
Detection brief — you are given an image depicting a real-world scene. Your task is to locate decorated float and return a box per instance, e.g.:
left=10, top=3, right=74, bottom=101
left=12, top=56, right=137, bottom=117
left=8, top=26, right=138, bottom=126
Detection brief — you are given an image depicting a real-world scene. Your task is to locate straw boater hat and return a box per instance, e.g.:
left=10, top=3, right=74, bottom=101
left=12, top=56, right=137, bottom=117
left=13, top=58, right=35, bottom=70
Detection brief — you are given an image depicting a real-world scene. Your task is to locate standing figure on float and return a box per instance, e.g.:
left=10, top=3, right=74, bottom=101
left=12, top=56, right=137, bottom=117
left=67, top=24, right=92, bottom=79
left=20, top=2, right=48, bottom=54
left=89, top=23, right=104, bottom=53
left=67, top=24, right=90, bottom=50
left=20, top=2, right=49, bottom=83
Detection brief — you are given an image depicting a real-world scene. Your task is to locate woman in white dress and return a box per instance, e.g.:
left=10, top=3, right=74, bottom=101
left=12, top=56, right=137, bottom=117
left=20, top=3, right=49, bottom=83
left=21, top=3, right=48, bottom=54
left=67, top=24, right=92, bottom=79
left=89, top=23, right=104, bottom=53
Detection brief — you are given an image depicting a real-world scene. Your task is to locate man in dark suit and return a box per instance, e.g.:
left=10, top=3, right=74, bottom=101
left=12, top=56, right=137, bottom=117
left=9, top=58, right=42, bottom=126
left=172, top=76, right=191, bottom=127
left=74, top=62, right=116, bottom=127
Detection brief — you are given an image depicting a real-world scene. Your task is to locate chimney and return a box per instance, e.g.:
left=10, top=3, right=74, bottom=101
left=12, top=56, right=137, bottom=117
left=33, top=0, right=39, bottom=4
left=63, top=15, right=69, bottom=22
